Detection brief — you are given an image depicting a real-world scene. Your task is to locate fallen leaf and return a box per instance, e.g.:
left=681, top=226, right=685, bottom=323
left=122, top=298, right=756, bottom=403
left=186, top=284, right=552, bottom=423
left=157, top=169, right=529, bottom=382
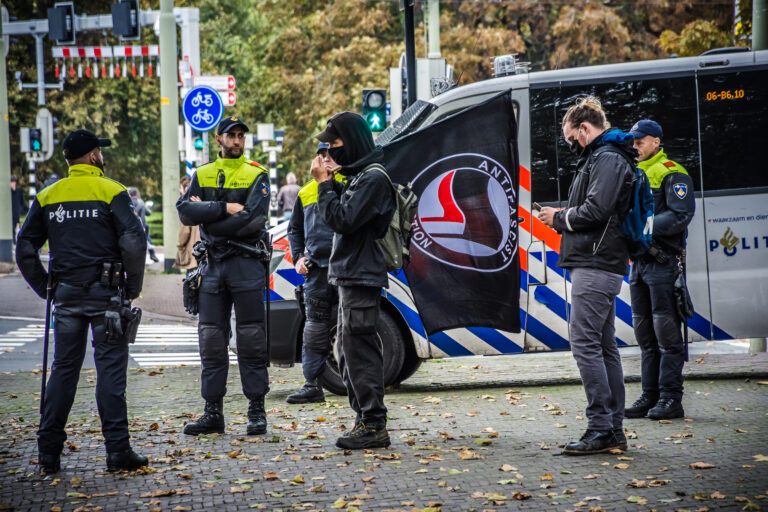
left=584, top=474, right=600, bottom=479
left=140, top=489, right=176, bottom=498
left=148, top=422, right=159, bottom=431
left=229, top=486, right=249, bottom=494
left=65, top=441, right=79, bottom=452
left=263, top=471, right=279, bottom=481
left=689, top=462, right=716, bottom=469
left=362, top=476, right=375, bottom=483
left=614, top=463, right=630, bottom=469
left=458, top=449, right=483, bottom=460
left=648, top=479, right=670, bottom=487
left=309, top=484, right=326, bottom=492
left=629, top=479, right=646, bottom=488
left=498, top=479, right=518, bottom=485
left=626, top=496, right=647, bottom=504
left=500, top=464, right=517, bottom=472
left=752, top=454, right=768, bottom=462
left=332, top=498, right=347, bottom=509
left=540, top=474, right=553, bottom=481
left=228, top=449, right=242, bottom=458
left=292, top=475, right=304, bottom=484
left=173, top=507, right=192, bottom=512
left=512, top=491, right=531, bottom=500
left=710, top=491, right=726, bottom=499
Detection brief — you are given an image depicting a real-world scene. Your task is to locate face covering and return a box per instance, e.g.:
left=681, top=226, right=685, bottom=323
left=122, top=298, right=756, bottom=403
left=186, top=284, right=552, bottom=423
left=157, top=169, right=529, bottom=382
left=328, top=146, right=352, bottom=166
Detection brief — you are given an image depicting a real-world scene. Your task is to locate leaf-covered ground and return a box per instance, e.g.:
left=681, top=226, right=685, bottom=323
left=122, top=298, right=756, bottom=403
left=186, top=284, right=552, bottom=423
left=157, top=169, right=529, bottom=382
left=0, top=361, right=766, bottom=511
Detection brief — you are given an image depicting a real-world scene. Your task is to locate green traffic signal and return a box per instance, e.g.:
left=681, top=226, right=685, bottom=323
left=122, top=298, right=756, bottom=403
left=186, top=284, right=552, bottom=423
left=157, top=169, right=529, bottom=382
left=366, top=113, right=382, bottom=131
left=362, top=89, right=387, bottom=133
left=194, top=138, right=204, bottom=150
left=32, top=140, right=42, bottom=151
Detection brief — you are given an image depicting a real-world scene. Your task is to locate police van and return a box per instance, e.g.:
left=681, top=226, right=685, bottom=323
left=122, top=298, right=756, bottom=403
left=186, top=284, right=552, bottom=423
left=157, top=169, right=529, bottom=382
left=265, top=48, right=768, bottom=394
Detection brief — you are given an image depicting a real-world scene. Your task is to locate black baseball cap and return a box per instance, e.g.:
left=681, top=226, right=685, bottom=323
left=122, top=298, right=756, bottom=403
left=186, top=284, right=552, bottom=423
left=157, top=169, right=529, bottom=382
left=217, top=116, right=249, bottom=135
left=62, top=129, right=111, bottom=160
left=314, top=113, right=343, bottom=142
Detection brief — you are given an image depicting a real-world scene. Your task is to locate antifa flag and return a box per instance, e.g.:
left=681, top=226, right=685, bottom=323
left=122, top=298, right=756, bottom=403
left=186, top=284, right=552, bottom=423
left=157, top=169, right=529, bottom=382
left=382, top=91, right=520, bottom=335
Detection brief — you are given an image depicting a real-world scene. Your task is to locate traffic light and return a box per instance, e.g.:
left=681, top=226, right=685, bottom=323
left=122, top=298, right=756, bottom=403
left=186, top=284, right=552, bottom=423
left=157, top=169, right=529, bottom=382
left=47, top=2, right=76, bottom=45
left=362, top=89, right=387, bottom=132
left=29, top=129, right=43, bottom=152
left=192, top=130, right=204, bottom=150
left=111, top=0, right=140, bottom=40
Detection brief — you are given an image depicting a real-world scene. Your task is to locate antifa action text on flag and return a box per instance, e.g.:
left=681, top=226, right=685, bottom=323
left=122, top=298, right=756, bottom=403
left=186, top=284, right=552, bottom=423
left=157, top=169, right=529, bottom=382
left=382, top=91, right=521, bottom=335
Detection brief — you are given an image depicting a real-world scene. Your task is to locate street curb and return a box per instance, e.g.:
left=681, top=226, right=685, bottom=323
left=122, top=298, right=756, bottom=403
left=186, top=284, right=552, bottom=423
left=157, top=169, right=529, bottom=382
left=395, top=371, right=768, bottom=393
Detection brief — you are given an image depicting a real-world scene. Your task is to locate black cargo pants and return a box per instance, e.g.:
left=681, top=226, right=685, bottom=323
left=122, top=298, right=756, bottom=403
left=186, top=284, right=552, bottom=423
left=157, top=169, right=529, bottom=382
left=301, top=266, right=338, bottom=384
left=38, top=283, right=130, bottom=456
left=629, top=257, right=685, bottom=401
left=198, top=254, right=269, bottom=402
left=337, top=286, right=387, bottom=425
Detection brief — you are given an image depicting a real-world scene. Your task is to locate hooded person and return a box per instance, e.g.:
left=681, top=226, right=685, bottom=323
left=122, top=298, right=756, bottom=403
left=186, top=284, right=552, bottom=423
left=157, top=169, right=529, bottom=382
left=311, top=111, right=395, bottom=449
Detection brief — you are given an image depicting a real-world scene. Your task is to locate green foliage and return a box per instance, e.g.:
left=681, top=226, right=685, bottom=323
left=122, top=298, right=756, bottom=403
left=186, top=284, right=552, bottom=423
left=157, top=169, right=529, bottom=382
left=4, top=0, right=750, bottom=193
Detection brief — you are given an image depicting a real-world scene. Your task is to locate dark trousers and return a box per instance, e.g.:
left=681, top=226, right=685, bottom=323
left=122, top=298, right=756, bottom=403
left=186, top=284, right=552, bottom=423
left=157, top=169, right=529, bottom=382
left=198, top=254, right=268, bottom=402
left=337, top=286, right=386, bottom=425
left=569, top=268, right=625, bottom=431
left=630, top=258, right=685, bottom=400
left=301, top=266, right=338, bottom=383
left=38, top=283, right=130, bottom=455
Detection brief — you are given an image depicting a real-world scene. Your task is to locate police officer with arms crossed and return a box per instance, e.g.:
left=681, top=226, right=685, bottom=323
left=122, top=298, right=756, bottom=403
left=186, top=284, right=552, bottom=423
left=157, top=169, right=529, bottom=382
left=177, top=116, right=272, bottom=436
left=625, top=120, right=695, bottom=420
left=313, top=112, right=395, bottom=449
left=16, top=129, right=148, bottom=473
left=286, top=142, right=344, bottom=404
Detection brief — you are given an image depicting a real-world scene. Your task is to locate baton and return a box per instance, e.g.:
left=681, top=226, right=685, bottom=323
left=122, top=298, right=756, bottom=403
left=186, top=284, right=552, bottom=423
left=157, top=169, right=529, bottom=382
left=40, top=264, right=53, bottom=415
left=265, top=234, right=272, bottom=367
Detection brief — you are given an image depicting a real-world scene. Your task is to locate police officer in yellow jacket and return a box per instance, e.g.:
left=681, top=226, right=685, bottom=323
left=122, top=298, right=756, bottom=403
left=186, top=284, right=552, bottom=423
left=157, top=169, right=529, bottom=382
left=625, top=120, right=695, bottom=421
left=176, top=117, right=271, bottom=436
left=16, top=129, right=148, bottom=474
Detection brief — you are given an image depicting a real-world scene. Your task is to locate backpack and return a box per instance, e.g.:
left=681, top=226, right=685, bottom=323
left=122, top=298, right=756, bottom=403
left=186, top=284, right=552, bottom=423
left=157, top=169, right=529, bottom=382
left=364, top=164, right=420, bottom=271
left=589, top=145, right=654, bottom=258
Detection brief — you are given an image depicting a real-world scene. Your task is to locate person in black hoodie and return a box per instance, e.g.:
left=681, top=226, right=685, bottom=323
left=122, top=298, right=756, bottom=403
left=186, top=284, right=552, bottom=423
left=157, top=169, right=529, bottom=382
left=538, top=96, right=634, bottom=455
left=313, top=112, right=395, bottom=449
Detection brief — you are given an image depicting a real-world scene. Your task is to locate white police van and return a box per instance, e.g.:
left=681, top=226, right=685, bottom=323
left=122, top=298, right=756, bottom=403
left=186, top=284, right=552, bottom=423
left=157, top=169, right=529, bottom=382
left=265, top=48, right=768, bottom=394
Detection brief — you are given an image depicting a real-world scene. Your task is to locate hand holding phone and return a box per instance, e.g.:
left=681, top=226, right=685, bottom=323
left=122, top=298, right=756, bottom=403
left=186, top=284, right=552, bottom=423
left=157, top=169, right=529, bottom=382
left=532, top=202, right=543, bottom=212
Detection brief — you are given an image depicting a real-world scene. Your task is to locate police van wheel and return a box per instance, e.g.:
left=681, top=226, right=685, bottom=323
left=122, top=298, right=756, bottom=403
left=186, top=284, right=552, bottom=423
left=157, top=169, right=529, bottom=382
left=319, top=310, right=406, bottom=396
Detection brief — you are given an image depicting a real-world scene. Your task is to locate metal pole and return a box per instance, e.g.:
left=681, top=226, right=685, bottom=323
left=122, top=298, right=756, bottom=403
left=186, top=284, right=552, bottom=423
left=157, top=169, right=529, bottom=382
left=160, top=0, right=180, bottom=272
left=754, top=0, right=768, bottom=50
left=33, top=33, right=45, bottom=105
left=0, top=7, right=13, bottom=262
left=427, top=0, right=441, bottom=59
left=403, top=0, right=417, bottom=108
left=269, top=149, right=278, bottom=226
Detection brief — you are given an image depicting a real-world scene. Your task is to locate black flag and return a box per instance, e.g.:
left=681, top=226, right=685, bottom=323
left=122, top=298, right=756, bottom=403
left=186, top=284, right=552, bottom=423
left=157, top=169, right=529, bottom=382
left=382, top=91, right=520, bottom=335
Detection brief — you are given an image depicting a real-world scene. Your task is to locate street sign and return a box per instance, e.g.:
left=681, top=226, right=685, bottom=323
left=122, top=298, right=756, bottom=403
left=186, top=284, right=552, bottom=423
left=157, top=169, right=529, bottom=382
left=193, top=75, right=236, bottom=91
left=182, top=85, right=224, bottom=132
left=222, top=91, right=236, bottom=107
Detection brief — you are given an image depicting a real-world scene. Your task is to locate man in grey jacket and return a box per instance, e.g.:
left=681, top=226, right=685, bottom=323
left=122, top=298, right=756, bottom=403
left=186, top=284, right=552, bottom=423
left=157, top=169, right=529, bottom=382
left=539, top=96, right=634, bottom=455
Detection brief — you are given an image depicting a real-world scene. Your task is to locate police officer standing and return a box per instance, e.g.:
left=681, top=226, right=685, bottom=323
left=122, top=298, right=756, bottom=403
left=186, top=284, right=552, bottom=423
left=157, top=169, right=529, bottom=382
left=625, top=120, right=695, bottom=420
left=176, top=116, right=271, bottom=436
left=285, top=143, right=343, bottom=404
left=313, top=112, right=395, bottom=450
left=16, top=129, right=148, bottom=473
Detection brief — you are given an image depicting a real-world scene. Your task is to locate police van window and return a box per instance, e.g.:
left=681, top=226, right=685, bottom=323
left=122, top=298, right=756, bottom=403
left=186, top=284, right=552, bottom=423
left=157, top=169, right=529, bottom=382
left=531, top=76, right=700, bottom=204
left=697, top=68, right=768, bottom=194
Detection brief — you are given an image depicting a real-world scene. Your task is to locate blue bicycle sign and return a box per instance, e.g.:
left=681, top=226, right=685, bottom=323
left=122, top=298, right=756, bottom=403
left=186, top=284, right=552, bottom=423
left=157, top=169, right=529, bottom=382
left=183, top=85, right=224, bottom=132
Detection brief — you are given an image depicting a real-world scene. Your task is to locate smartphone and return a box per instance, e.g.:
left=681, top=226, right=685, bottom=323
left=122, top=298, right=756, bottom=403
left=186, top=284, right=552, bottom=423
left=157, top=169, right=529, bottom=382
left=532, top=202, right=543, bottom=212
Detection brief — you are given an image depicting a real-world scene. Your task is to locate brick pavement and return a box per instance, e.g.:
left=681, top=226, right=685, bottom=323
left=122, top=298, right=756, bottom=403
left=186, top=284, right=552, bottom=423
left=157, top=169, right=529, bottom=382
left=0, top=358, right=766, bottom=512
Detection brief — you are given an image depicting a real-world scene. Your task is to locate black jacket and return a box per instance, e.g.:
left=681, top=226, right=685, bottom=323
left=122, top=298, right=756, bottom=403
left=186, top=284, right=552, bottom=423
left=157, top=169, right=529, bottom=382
left=15, top=164, right=146, bottom=299
left=552, top=131, right=634, bottom=276
left=176, top=154, right=270, bottom=262
left=317, top=112, right=394, bottom=288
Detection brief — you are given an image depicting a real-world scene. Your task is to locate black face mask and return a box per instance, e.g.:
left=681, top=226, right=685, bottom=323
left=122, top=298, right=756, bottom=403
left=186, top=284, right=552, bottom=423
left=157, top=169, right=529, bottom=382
left=328, top=146, right=352, bottom=167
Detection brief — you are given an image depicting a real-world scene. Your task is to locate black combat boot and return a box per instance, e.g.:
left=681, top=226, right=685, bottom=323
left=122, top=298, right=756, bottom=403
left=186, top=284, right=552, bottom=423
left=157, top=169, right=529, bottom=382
left=563, top=430, right=619, bottom=455
left=286, top=382, right=325, bottom=404
left=647, top=398, right=684, bottom=420
left=246, top=396, right=267, bottom=435
left=335, top=422, right=390, bottom=450
left=625, top=394, right=658, bottom=419
left=613, top=428, right=628, bottom=451
left=38, top=452, right=61, bottom=475
left=183, top=399, right=225, bottom=435
left=106, top=448, right=149, bottom=472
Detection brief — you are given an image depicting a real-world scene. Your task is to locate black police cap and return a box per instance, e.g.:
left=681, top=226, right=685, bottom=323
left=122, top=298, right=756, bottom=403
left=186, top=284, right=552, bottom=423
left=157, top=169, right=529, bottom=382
left=62, top=129, right=111, bottom=160
left=217, top=116, right=250, bottom=135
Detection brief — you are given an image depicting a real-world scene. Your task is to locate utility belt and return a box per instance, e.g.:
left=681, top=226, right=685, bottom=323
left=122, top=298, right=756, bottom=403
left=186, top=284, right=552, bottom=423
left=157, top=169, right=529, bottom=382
left=639, top=241, right=679, bottom=265
left=99, top=261, right=142, bottom=345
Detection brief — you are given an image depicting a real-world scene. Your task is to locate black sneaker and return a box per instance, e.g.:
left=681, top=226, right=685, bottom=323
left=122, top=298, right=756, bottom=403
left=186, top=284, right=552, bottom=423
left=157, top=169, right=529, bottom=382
left=341, top=421, right=363, bottom=438
left=335, top=422, right=390, bottom=450
left=38, top=452, right=60, bottom=475
left=647, top=398, right=684, bottom=420
left=613, top=428, right=628, bottom=451
left=184, top=400, right=225, bottom=435
left=625, top=394, right=658, bottom=419
left=286, top=384, right=325, bottom=404
left=563, top=430, right=619, bottom=456
left=106, top=448, right=148, bottom=472
left=246, top=396, right=267, bottom=435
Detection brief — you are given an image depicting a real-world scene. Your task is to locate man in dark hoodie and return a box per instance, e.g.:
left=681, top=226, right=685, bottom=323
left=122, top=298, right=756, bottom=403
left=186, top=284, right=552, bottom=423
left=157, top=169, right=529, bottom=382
left=313, top=112, right=395, bottom=450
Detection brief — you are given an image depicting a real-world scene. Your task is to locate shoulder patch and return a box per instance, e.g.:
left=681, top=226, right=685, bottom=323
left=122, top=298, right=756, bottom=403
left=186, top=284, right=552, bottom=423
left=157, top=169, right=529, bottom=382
left=673, top=182, right=688, bottom=199
left=664, top=161, right=675, bottom=168
left=249, top=161, right=265, bottom=168
left=260, top=181, right=270, bottom=197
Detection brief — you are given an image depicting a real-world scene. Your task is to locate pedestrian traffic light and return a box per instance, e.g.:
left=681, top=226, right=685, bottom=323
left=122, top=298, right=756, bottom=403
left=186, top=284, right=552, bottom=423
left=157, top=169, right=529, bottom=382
left=111, top=0, right=140, bottom=40
left=47, top=2, right=76, bottom=45
left=29, top=128, right=43, bottom=152
left=192, top=130, right=204, bottom=150
left=362, top=89, right=387, bottom=132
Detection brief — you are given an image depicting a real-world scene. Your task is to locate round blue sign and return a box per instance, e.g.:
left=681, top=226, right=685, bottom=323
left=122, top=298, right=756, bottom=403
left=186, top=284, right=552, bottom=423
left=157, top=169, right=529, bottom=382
left=182, top=85, right=224, bottom=132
